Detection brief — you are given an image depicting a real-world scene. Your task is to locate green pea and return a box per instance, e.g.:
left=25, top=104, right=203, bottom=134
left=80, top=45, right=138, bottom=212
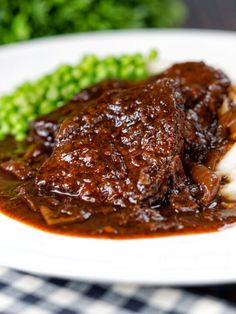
left=46, top=87, right=59, bottom=101
left=79, top=77, right=93, bottom=89
left=120, top=55, right=132, bottom=66
left=148, top=49, right=158, bottom=61
left=120, top=64, right=137, bottom=80
left=61, top=83, right=78, bottom=99
left=94, top=64, right=109, bottom=81
left=72, top=68, right=82, bottom=81
left=39, top=101, right=55, bottom=115
left=134, top=67, right=148, bottom=79
left=1, top=121, right=10, bottom=134
left=80, top=54, right=98, bottom=71
left=61, top=72, right=74, bottom=85
left=57, top=65, right=72, bottom=76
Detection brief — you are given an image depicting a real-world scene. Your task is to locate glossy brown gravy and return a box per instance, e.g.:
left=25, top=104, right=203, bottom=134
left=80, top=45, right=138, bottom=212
left=0, top=139, right=236, bottom=239
left=1, top=62, right=236, bottom=239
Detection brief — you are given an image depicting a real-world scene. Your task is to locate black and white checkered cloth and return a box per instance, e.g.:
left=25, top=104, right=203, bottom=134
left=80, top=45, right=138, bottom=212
left=0, top=266, right=235, bottom=314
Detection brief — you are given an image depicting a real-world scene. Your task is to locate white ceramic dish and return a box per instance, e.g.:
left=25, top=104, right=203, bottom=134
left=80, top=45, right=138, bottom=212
left=0, top=29, right=236, bottom=285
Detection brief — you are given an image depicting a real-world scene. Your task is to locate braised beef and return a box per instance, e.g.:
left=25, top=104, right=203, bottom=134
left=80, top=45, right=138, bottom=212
left=29, top=62, right=230, bottom=158
left=158, top=62, right=230, bottom=160
left=190, top=164, right=221, bottom=205
left=0, top=61, right=234, bottom=238
left=28, top=80, right=133, bottom=147
left=36, top=78, right=185, bottom=207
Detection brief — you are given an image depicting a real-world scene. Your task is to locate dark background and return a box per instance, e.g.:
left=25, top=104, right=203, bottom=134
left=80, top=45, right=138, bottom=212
left=182, top=0, right=236, bottom=304
left=184, top=0, right=236, bottom=30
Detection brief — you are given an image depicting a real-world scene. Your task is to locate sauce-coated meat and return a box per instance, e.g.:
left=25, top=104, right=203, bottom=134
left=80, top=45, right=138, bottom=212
left=28, top=80, right=133, bottom=148
left=159, top=62, right=230, bottom=160
left=36, top=79, right=185, bottom=207
left=0, top=61, right=235, bottom=238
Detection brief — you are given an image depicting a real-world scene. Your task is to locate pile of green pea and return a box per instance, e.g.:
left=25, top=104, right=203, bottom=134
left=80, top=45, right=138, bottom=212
left=0, top=50, right=157, bottom=141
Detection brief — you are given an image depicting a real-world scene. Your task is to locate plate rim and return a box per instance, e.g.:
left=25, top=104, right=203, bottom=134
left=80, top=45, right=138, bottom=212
left=1, top=29, right=236, bottom=285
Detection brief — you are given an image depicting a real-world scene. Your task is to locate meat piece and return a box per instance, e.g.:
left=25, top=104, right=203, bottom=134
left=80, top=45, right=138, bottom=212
left=158, top=62, right=229, bottom=107
left=28, top=80, right=133, bottom=147
left=0, top=160, right=33, bottom=180
left=39, top=205, right=87, bottom=226
left=29, top=62, right=230, bottom=155
left=11, top=62, right=230, bottom=214
left=35, top=78, right=186, bottom=207
left=73, top=79, right=133, bottom=102
left=168, top=155, right=198, bottom=211
left=190, top=164, right=221, bottom=205
left=158, top=62, right=230, bottom=159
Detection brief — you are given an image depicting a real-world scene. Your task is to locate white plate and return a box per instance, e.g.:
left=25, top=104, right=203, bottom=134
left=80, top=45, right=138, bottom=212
left=0, top=29, right=236, bottom=286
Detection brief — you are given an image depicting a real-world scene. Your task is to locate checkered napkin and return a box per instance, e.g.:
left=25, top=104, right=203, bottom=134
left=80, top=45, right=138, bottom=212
left=0, top=267, right=235, bottom=314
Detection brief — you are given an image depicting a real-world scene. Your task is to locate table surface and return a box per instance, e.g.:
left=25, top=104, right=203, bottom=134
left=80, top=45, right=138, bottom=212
left=1, top=266, right=236, bottom=314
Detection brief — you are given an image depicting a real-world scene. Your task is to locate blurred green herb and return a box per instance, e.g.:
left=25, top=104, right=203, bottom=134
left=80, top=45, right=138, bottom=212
left=0, top=0, right=186, bottom=45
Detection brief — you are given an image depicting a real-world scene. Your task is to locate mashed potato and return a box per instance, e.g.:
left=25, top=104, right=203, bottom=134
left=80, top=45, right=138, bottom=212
left=216, top=86, right=236, bottom=201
